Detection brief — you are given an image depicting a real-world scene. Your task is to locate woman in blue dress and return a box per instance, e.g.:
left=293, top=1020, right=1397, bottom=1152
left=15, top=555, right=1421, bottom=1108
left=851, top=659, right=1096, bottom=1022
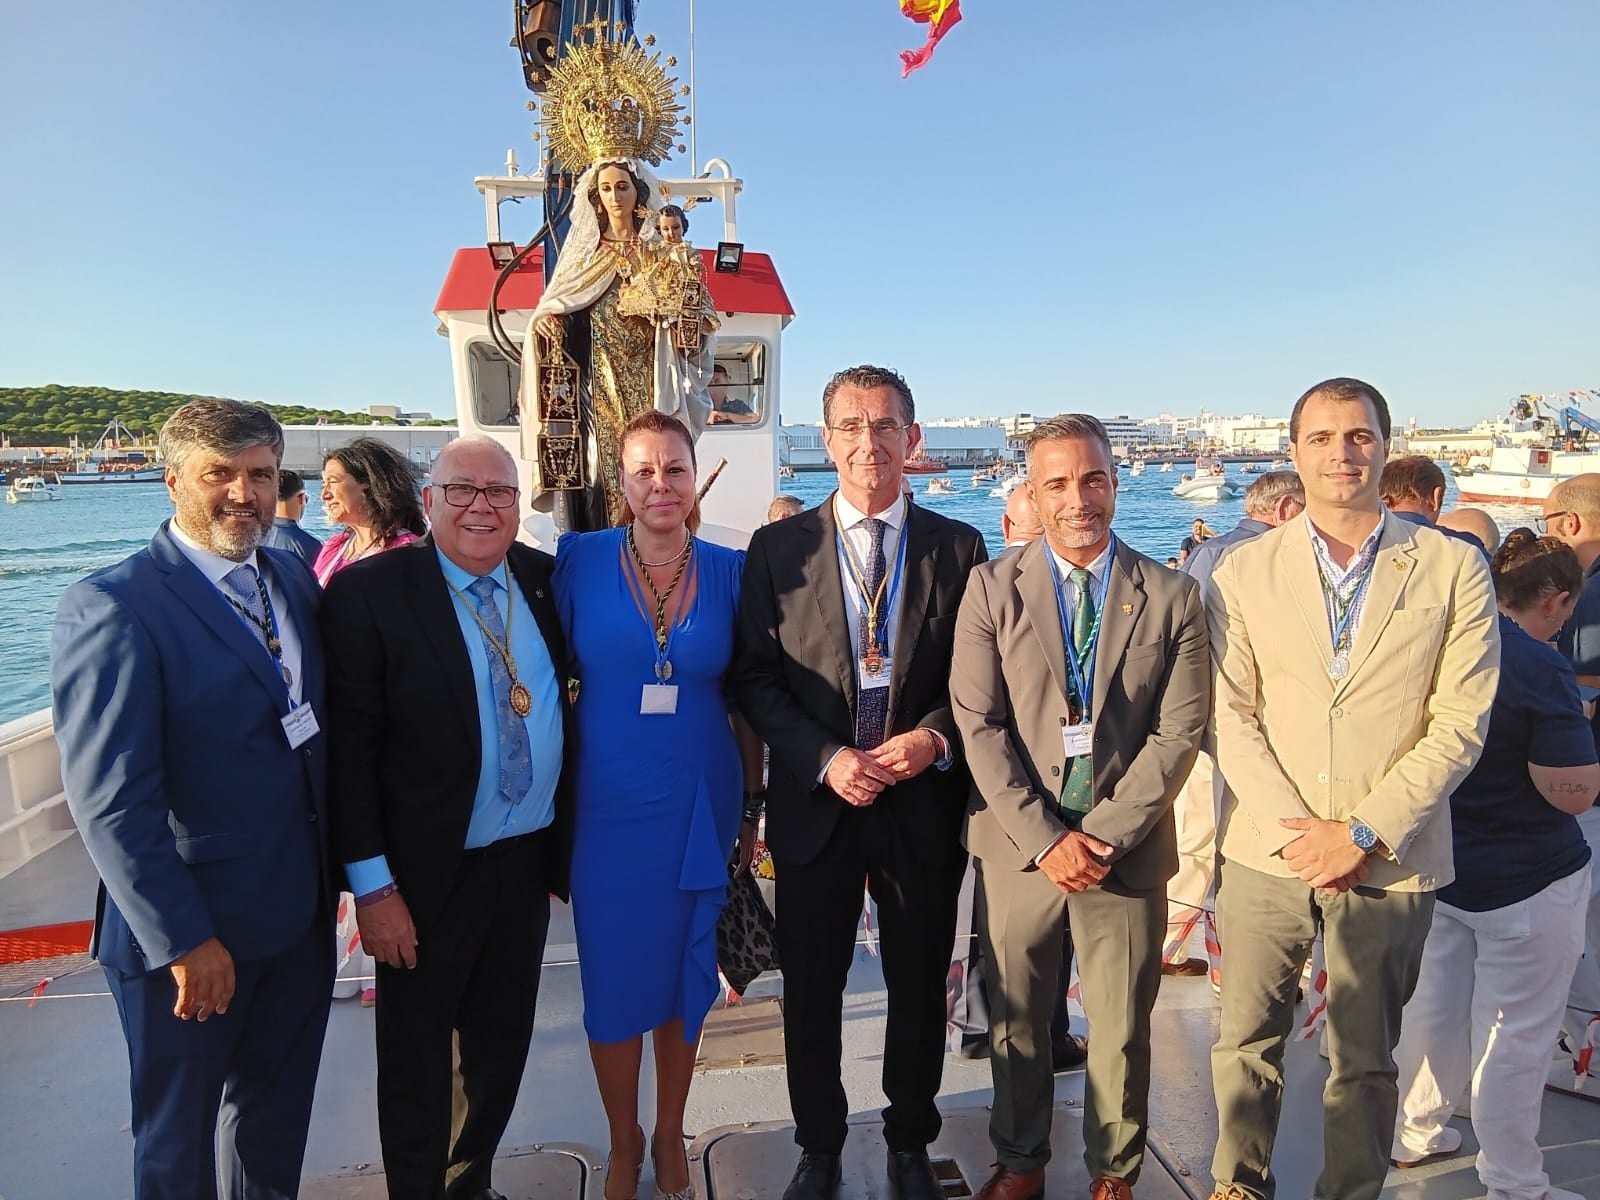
left=554, top=410, right=762, bottom=1200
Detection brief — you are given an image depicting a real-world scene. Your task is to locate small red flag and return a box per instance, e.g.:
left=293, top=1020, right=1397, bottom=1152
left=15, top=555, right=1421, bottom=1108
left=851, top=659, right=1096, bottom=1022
left=899, top=0, right=962, bottom=77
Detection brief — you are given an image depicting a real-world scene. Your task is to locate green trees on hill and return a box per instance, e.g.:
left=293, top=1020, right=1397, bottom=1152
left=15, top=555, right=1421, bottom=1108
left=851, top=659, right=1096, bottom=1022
left=0, top=386, right=451, bottom=445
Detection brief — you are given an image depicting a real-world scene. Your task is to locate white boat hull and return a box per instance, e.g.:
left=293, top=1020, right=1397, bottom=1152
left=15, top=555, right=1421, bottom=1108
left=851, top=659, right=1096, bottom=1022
left=57, top=466, right=164, bottom=484
left=1454, top=472, right=1561, bottom=505
left=1172, top=479, right=1239, bottom=500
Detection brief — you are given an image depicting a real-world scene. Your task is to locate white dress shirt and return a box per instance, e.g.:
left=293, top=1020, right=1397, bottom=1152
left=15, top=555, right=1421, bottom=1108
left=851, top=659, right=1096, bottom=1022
left=170, top=520, right=306, bottom=708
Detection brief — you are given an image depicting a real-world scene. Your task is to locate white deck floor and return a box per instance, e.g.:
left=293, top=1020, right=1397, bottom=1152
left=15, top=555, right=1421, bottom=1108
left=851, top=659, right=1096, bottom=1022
left=2, top=835, right=1595, bottom=1199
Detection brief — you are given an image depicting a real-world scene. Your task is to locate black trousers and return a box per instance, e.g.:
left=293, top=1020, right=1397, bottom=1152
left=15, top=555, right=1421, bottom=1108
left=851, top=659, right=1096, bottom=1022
left=775, top=803, right=966, bottom=1155
left=374, top=832, right=553, bottom=1200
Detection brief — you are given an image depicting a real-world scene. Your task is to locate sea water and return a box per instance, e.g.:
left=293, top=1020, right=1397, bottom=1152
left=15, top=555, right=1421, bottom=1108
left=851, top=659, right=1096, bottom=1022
left=0, top=470, right=1521, bottom=725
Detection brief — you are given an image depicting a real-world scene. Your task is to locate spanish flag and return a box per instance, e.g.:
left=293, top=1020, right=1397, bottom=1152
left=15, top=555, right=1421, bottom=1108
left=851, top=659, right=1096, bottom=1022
left=899, top=0, right=962, bottom=77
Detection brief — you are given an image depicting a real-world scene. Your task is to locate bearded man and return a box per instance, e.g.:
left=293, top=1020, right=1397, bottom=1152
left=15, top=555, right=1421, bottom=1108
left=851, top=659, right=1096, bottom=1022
left=52, top=398, right=335, bottom=1200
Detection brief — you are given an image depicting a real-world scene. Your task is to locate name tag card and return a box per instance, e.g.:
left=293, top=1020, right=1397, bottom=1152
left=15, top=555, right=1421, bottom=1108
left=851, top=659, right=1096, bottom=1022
left=282, top=704, right=321, bottom=749
left=857, top=656, right=892, bottom=693
left=640, top=684, right=679, bottom=716
left=1061, top=720, right=1093, bottom=759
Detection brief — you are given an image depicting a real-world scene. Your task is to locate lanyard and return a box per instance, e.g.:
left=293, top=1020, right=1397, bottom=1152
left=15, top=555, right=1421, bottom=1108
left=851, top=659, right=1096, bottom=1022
left=1316, top=548, right=1378, bottom=655
left=629, top=568, right=687, bottom=681
left=1047, top=535, right=1114, bottom=719
left=837, top=516, right=910, bottom=658
left=224, top=569, right=296, bottom=704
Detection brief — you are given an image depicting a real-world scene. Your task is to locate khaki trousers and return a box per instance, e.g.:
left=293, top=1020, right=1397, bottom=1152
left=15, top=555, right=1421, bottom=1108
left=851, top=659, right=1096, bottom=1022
left=1210, top=861, right=1433, bottom=1200
left=977, top=859, right=1164, bottom=1180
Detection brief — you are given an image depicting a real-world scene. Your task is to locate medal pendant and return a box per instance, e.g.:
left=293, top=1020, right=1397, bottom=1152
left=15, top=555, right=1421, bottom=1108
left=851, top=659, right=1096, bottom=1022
left=1328, top=653, right=1349, bottom=681
left=280, top=664, right=294, bottom=689
left=509, top=681, right=533, bottom=717
left=655, top=660, right=673, bottom=681
left=862, top=652, right=884, bottom=677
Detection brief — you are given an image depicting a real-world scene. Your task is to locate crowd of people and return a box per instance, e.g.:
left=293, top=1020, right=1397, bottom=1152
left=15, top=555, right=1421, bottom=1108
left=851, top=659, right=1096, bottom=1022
left=48, top=372, right=1599, bottom=1200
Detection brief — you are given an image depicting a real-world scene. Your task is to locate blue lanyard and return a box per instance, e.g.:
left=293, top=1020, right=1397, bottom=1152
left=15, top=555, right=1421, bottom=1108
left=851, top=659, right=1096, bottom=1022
left=226, top=569, right=296, bottom=707
left=837, top=517, right=910, bottom=658
left=1048, top=536, right=1114, bottom=719
left=1317, top=548, right=1377, bottom=655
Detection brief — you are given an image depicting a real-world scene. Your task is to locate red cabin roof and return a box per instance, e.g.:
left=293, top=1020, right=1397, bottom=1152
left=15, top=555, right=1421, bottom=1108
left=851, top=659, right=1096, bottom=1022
left=433, top=246, right=794, bottom=319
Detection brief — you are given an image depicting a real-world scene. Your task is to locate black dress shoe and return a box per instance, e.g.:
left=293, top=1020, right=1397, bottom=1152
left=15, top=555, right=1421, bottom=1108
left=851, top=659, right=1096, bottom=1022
left=783, top=1151, right=842, bottom=1200
left=1052, top=1033, right=1089, bottom=1072
left=887, top=1149, right=944, bottom=1200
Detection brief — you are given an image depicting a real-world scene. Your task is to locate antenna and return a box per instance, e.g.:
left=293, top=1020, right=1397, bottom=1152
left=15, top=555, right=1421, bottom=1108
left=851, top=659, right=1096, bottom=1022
left=688, top=0, right=698, bottom=172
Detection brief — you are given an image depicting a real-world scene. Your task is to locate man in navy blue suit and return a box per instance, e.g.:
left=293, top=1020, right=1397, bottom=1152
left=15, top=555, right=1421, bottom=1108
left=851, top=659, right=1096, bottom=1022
left=52, top=398, right=335, bottom=1200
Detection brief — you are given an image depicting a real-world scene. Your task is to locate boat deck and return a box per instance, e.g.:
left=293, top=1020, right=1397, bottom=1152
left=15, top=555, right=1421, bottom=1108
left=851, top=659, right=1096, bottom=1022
left=3, top=835, right=1595, bottom=1199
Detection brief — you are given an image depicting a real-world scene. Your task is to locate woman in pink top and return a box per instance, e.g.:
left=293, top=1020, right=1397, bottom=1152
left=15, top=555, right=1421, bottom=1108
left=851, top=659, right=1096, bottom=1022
left=314, top=436, right=427, bottom=1004
left=312, top=437, right=428, bottom=587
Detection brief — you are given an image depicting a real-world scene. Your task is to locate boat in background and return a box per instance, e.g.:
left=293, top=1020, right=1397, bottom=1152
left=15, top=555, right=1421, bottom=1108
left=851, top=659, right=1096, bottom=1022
left=924, top=476, right=955, bottom=496
left=1160, top=460, right=1173, bottom=472
left=6, top=476, right=60, bottom=503
left=901, top=447, right=950, bottom=475
left=1129, top=459, right=1145, bottom=476
left=1172, top=456, right=1240, bottom=500
left=57, top=463, right=165, bottom=484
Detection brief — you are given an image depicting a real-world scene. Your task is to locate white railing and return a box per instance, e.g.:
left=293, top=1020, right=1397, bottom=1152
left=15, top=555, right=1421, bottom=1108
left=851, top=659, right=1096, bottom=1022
left=0, top=709, right=72, bottom=879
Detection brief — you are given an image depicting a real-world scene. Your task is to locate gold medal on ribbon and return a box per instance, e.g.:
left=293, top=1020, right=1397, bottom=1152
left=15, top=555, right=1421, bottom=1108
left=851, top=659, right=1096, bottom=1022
left=509, top=681, right=533, bottom=717
left=862, top=651, right=885, bottom=676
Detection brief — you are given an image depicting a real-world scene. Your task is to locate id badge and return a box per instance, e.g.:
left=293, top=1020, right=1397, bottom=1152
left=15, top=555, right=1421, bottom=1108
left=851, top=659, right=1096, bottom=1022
left=281, top=703, right=321, bottom=749
left=640, top=684, right=680, bottom=715
left=1061, top=720, right=1093, bottom=758
left=857, top=655, right=892, bottom=693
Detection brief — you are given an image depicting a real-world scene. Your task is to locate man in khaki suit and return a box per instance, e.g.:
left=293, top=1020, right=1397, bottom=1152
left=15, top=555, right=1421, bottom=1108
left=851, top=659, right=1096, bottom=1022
left=953, top=415, right=1211, bottom=1200
left=1205, top=378, right=1499, bottom=1200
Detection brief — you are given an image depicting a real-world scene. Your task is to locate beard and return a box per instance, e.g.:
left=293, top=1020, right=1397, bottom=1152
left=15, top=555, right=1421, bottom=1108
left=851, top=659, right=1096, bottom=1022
left=1050, top=509, right=1109, bottom=549
left=176, top=491, right=270, bottom=561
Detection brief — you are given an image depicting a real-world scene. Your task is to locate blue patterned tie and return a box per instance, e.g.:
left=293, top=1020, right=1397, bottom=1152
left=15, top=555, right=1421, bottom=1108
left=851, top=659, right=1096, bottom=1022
left=469, top=576, right=534, bottom=805
left=854, top=517, right=889, bottom=751
left=1060, top=567, right=1095, bottom=817
left=221, top=564, right=270, bottom=653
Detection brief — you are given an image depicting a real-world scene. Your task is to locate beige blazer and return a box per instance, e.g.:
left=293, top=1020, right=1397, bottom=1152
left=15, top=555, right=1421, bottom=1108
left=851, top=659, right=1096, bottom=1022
left=1206, top=513, right=1500, bottom=892
left=953, top=538, right=1211, bottom=893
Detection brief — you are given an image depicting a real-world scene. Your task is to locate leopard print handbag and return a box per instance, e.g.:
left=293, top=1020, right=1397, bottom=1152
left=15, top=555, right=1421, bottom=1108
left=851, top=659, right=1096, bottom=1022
left=716, top=866, right=780, bottom=996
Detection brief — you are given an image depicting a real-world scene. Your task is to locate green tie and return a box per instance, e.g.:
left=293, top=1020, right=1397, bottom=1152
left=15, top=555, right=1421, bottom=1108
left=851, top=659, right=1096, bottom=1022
left=1061, top=567, right=1095, bottom=817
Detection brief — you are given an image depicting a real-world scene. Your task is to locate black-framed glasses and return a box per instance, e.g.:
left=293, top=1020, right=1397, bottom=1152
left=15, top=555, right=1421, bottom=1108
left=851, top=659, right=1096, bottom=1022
left=826, top=419, right=911, bottom=439
left=1536, top=510, right=1568, bottom=533
left=438, top=483, right=519, bottom=509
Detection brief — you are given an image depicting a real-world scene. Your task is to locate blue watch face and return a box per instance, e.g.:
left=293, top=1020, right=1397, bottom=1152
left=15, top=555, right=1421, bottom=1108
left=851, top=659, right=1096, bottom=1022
left=1350, top=821, right=1378, bottom=851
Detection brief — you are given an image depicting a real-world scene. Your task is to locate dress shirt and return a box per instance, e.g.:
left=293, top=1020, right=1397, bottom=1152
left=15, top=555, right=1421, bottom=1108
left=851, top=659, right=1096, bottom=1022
left=344, top=549, right=563, bottom=896
left=820, top=490, right=952, bottom=777
left=1307, top=511, right=1387, bottom=651
left=169, top=520, right=305, bottom=709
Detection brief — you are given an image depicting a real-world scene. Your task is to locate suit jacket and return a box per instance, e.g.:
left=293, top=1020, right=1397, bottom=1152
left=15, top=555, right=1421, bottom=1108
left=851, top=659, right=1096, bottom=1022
left=320, top=537, right=576, bottom=934
left=734, top=496, right=988, bottom=867
left=1206, top=512, right=1500, bottom=891
left=953, top=537, right=1211, bottom=892
left=51, top=522, right=332, bottom=974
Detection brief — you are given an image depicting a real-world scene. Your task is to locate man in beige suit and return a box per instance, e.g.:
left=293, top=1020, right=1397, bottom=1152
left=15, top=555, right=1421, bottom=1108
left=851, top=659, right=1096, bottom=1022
left=1205, top=378, right=1499, bottom=1200
left=953, top=415, right=1211, bottom=1200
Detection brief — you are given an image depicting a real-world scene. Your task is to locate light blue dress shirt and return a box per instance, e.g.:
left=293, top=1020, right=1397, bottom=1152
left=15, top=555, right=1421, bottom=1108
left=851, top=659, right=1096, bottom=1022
left=344, top=548, right=564, bottom=896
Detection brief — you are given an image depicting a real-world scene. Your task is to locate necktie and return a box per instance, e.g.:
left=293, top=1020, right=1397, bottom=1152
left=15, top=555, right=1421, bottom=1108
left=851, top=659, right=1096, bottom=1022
left=221, top=564, right=271, bottom=653
left=469, top=577, right=535, bottom=806
left=1060, top=567, right=1096, bottom=817
left=854, top=517, right=889, bottom=751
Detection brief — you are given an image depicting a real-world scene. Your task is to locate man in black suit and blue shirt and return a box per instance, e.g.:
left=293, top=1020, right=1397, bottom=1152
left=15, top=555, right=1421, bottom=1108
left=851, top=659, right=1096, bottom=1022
left=736, top=365, right=988, bottom=1200
left=322, top=436, right=575, bottom=1200
left=53, top=399, right=335, bottom=1200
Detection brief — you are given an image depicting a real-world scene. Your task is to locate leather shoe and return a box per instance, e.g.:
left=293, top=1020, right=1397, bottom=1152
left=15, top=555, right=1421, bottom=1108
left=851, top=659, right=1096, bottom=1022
left=1052, top=1033, right=1089, bottom=1072
left=1161, top=957, right=1207, bottom=976
left=1090, top=1178, right=1133, bottom=1200
left=782, top=1151, right=841, bottom=1200
left=887, top=1149, right=943, bottom=1200
left=974, top=1164, right=1044, bottom=1200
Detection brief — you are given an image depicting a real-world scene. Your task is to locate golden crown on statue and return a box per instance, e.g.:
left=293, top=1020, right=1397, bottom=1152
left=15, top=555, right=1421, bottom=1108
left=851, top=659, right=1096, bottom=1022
left=531, top=19, right=689, bottom=170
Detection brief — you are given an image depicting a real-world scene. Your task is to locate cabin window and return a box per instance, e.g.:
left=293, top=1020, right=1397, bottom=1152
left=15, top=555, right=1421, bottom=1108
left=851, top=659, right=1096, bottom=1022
left=708, top=344, right=768, bottom=429
left=469, top=341, right=521, bottom=429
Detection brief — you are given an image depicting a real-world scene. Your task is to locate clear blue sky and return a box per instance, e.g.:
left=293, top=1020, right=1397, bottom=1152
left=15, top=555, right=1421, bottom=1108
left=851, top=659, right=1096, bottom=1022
left=1, top=1, right=1594, bottom=426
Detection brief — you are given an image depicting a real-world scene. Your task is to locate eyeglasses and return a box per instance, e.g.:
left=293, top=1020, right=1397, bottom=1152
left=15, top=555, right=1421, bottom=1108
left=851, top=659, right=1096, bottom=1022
left=438, top=483, right=519, bottom=509
left=826, top=419, right=911, bottom=439
left=1536, top=511, right=1568, bottom=533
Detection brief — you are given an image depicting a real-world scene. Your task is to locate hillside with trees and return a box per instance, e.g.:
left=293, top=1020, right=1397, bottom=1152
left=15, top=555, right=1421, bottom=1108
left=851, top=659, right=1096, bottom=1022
left=0, top=385, right=452, bottom=446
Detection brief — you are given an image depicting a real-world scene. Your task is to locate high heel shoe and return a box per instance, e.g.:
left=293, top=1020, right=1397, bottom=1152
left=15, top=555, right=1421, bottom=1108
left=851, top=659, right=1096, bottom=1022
left=604, top=1124, right=645, bottom=1200
left=650, top=1133, right=694, bottom=1200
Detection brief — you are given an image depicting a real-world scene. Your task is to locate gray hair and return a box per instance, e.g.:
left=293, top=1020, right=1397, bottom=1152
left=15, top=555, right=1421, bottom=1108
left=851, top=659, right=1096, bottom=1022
left=1023, top=414, right=1113, bottom=469
left=1243, top=470, right=1303, bottom=515
left=158, top=398, right=284, bottom=472
left=821, top=365, right=915, bottom=427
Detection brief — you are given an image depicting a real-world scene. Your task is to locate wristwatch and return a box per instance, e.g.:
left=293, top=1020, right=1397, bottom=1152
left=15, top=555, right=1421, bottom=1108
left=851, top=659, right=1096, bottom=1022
left=1347, top=818, right=1380, bottom=854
